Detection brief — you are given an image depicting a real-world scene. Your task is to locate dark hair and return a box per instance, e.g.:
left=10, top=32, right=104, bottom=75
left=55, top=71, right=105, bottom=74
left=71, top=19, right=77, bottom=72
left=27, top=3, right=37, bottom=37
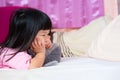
left=0, top=8, right=52, bottom=61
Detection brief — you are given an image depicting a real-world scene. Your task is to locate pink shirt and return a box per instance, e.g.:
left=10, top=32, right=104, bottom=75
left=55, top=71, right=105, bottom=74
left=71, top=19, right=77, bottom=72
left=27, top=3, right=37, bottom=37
left=0, top=48, right=31, bottom=70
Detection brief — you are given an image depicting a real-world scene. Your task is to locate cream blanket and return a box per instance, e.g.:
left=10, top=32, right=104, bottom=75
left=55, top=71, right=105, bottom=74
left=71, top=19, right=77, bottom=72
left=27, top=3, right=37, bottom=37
left=53, top=16, right=112, bottom=57
left=87, top=15, right=120, bottom=61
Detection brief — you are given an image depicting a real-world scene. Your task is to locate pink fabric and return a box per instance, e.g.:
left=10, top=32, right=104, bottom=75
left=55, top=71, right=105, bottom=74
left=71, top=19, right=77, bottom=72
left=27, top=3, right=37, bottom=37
left=0, top=0, right=104, bottom=28
left=0, top=48, right=31, bottom=70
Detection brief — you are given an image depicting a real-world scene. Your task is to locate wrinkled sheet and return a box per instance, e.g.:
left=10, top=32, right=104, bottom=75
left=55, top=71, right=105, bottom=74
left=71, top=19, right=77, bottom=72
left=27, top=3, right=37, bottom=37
left=0, top=57, right=120, bottom=80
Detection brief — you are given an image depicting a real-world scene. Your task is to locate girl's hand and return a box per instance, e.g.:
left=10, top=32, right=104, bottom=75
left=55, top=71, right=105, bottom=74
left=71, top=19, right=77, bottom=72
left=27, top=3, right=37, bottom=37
left=44, top=35, right=52, bottom=49
left=28, top=37, right=46, bottom=69
left=31, top=37, right=45, bottom=54
left=45, top=38, right=52, bottom=49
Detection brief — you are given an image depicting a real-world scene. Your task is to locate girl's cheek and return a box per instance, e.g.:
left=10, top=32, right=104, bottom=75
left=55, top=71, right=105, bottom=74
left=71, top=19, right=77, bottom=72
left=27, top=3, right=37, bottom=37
left=36, top=35, right=43, bottom=38
left=36, top=36, right=47, bottom=45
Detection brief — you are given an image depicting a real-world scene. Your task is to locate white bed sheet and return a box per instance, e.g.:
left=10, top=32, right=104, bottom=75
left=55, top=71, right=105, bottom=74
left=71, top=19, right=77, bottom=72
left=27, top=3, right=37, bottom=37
left=0, top=57, right=120, bottom=80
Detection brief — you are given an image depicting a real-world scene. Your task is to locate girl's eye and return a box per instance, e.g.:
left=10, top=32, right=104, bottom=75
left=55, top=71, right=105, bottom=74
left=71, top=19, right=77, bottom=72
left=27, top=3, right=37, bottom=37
left=41, top=35, right=45, bottom=36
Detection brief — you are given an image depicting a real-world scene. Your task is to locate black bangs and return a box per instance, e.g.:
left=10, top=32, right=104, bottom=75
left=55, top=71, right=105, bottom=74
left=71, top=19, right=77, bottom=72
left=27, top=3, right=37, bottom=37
left=38, top=12, right=52, bottom=30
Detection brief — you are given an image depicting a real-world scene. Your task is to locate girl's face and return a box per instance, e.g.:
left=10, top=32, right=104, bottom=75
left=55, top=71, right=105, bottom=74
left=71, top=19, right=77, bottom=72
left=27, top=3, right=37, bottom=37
left=35, top=30, right=51, bottom=48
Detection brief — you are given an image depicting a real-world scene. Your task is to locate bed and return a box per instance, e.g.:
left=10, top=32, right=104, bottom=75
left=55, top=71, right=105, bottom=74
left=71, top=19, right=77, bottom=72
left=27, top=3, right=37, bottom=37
left=1, top=15, right=120, bottom=80
left=1, top=13, right=120, bottom=80
left=0, top=57, right=120, bottom=80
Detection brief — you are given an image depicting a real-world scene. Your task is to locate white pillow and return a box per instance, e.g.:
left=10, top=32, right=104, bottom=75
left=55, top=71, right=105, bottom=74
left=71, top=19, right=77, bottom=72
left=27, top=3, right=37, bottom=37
left=87, top=15, right=120, bottom=61
left=53, top=16, right=112, bottom=57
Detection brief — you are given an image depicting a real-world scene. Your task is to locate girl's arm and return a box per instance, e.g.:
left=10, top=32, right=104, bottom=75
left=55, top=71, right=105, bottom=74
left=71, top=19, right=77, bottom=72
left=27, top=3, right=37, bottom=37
left=28, top=37, right=45, bottom=69
left=29, top=53, right=45, bottom=69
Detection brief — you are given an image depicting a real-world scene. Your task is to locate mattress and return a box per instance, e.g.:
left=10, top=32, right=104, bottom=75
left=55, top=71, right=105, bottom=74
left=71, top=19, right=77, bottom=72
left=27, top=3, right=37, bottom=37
left=0, top=57, right=120, bottom=80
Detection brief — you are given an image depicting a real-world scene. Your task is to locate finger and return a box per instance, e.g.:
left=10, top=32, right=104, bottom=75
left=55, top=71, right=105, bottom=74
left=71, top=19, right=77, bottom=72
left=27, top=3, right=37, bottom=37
left=31, top=39, right=37, bottom=48
left=40, top=37, right=45, bottom=47
left=31, top=38, right=40, bottom=48
left=31, top=42, right=35, bottom=48
left=36, top=37, right=42, bottom=47
left=36, top=37, right=46, bottom=50
left=46, top=42, right=52, bottom=49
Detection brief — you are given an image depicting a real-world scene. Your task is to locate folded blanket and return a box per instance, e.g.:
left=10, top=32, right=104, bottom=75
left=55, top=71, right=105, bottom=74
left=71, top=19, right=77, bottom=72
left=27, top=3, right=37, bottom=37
left=87, top=15, right=120, bottom=61
left=53, top=16, right=112, bottom=57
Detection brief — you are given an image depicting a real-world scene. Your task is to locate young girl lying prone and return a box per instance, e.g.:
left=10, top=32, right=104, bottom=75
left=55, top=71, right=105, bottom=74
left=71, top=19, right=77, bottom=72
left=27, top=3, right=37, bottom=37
left=0, top=8, right=61, bottom=70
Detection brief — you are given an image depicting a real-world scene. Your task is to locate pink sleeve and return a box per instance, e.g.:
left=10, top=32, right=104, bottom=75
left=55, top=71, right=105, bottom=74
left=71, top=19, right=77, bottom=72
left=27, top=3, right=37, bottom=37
left=4, top=51, right=32, bottom=70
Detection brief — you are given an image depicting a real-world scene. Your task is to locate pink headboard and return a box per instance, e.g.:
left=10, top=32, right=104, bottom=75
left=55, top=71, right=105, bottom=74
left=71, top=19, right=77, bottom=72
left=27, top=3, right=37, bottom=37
left=0, top=6, right=23, bottom=43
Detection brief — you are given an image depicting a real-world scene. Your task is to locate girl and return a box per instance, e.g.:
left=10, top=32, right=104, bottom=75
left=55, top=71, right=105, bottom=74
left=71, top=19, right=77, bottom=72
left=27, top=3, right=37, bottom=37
left=0, top=8, right=61, bottom=69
